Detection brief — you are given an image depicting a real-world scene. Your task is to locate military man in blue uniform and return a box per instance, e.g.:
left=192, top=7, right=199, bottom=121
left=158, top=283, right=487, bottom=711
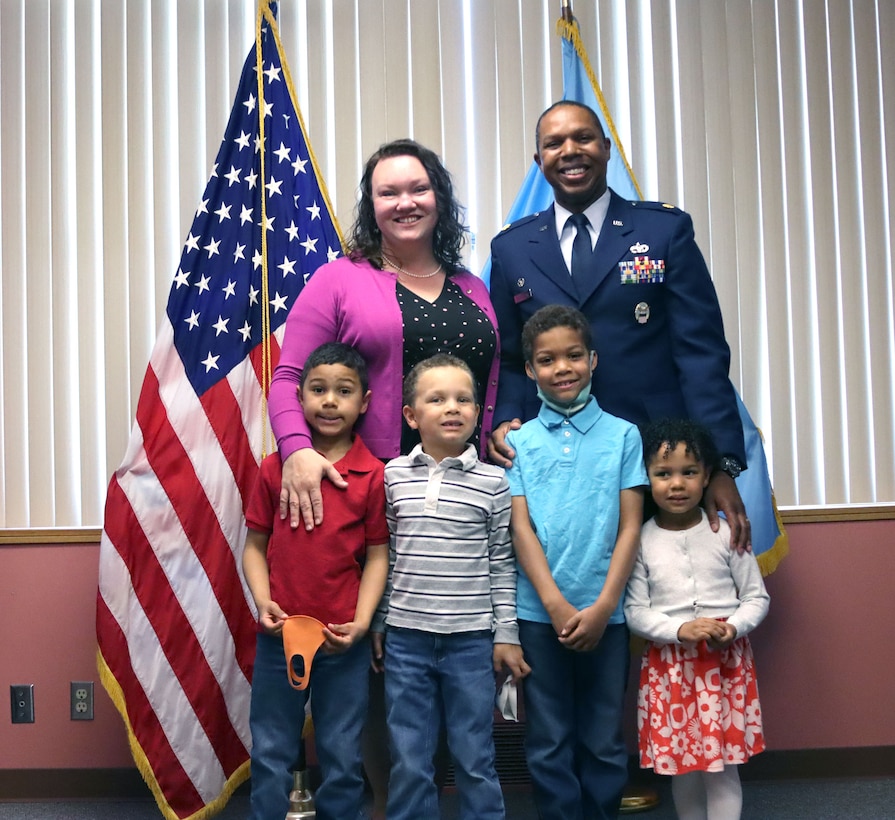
left=488, top=100, right=749, bottom=550
left=487, top=99, right=752, bottom=820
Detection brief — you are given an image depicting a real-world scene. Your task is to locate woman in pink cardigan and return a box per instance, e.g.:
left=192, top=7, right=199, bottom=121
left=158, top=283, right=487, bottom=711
left=269, top=138, right=499, bottom=528
left=267, top=139, right=499, bottom=818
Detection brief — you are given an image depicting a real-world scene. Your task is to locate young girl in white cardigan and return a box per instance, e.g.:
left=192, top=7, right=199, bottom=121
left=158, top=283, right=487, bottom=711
left=625, top=419, right=770, bottom=820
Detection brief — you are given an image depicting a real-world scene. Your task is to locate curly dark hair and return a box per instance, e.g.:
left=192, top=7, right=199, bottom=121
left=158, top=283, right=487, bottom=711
left=641, top=418, right=720, bottom=472
left=348, top=139, right=468, bottom=273
left=300, top=341, right=370, bottom=393
left=521, top=304, right=593, bottom=362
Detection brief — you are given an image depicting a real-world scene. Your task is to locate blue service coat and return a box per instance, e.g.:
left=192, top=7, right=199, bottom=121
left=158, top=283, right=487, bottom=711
left=489, top=189, right=746, bottom=464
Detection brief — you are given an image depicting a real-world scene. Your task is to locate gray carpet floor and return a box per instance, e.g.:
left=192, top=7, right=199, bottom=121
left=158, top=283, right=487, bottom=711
left=1, top=776, right=894, bottom=819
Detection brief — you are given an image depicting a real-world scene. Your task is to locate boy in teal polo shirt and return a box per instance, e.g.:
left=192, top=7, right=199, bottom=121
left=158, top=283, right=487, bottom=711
left=506, top=305, right=646, bottom=820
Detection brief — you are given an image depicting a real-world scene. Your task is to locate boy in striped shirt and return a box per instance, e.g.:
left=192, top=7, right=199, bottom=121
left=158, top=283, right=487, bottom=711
left=372, top=353, right=529, bottom=820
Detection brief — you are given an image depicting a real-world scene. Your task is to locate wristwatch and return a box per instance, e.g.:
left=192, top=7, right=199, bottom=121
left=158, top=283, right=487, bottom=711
left=719, top=456, right=744, bottom=479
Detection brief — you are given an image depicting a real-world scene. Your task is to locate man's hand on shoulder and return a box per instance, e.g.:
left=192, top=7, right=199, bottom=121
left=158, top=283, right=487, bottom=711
left=704, top=470, right=751, bottom=554
left=487, top=419, right=521, bottom=468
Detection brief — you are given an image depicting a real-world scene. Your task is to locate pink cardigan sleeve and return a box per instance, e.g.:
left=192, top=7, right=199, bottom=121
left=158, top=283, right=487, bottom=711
left=269, top=262, right=345, bottom=459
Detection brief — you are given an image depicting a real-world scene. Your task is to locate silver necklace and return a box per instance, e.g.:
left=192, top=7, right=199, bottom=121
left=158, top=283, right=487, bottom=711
left=381, top=253, right=443, bottom=279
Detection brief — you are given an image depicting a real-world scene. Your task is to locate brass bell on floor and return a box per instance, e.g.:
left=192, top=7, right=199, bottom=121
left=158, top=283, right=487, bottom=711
left=285, top=769, right=316, bottom=819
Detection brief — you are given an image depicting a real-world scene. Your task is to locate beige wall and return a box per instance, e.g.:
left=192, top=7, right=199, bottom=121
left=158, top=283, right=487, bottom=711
left=2, top=518, right=894, bottom=770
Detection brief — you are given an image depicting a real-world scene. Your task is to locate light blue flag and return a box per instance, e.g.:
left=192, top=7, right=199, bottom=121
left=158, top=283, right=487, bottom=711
left=482, top=17, right=787, bottom=573
left=735, top=394, right=788, bottom=574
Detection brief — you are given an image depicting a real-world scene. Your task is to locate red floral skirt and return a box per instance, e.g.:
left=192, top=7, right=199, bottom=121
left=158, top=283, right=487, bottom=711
left=637, top=634, right=765, bottom=774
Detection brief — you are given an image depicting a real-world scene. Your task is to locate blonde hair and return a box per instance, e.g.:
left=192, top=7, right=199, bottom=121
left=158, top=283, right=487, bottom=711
left=402, top=354, right=476, bottom=406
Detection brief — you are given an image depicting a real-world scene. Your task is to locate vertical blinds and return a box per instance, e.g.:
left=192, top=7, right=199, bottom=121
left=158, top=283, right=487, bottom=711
left=0, top=0, right=892, bottom=526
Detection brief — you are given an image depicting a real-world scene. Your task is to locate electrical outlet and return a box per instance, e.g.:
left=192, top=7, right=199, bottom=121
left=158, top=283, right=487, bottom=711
left=10, top=685, right=35, bottom=723
left=70, top=681, right=94, bottom=721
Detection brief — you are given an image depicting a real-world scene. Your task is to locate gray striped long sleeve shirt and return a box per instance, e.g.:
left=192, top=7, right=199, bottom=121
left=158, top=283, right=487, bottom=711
left=374, top=444, right=519, bottom=645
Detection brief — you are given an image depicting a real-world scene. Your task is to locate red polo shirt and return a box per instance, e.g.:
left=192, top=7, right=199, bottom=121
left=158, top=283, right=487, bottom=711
left=245, top=435, right=388, bottom=625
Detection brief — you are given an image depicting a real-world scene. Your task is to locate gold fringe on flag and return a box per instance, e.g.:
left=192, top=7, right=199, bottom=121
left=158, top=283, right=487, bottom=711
left=96, top=648, right=251, bottom=820
left=757, top=491, right=790, bottom=576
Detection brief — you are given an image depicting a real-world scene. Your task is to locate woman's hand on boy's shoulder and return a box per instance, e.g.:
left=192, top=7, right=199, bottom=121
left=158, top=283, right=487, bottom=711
left=280, top=448, right=348, bottom=531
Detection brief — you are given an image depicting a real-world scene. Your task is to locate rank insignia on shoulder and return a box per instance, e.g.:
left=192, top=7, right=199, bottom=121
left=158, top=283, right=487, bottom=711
left=662, top=203, right=675, bottom=209
left=500, top=212, right=540, bottom=233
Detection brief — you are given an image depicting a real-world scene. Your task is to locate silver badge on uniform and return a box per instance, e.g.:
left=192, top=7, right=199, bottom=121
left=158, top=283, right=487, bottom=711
left=516, top=278, right=525, bottom=288
left=630, top=242, right=649, bottom=254
left=634, top=302, right=650, bottom=324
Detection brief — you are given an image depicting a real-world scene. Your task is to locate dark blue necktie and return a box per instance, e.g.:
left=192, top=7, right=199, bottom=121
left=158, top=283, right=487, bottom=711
left=569, top=212, right=592, bottom=286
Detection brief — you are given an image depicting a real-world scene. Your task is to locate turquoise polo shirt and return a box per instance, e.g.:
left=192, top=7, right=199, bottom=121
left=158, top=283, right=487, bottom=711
left=506, top=397, right=647, bottom=624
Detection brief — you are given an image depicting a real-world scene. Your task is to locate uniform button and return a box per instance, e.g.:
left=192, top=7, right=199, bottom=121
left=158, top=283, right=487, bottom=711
left=563, top=447, right=570, bottom=454
left=564, top=431, right=571, bottom=437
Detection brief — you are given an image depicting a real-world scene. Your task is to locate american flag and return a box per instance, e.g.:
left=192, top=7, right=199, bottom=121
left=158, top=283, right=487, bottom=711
left=96, top=4, right=342, bottom=818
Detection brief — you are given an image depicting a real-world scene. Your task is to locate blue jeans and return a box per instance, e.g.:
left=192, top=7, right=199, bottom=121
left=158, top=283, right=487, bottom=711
left=248, top=631, right=369, bottom=820
left=518, top=620, right=629, bottom=820
left=384, top=627, right=505, bottom=820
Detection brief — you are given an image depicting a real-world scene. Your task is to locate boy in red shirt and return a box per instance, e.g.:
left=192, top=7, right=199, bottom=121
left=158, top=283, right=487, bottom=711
left=243, top=342, right=388, bottom=820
